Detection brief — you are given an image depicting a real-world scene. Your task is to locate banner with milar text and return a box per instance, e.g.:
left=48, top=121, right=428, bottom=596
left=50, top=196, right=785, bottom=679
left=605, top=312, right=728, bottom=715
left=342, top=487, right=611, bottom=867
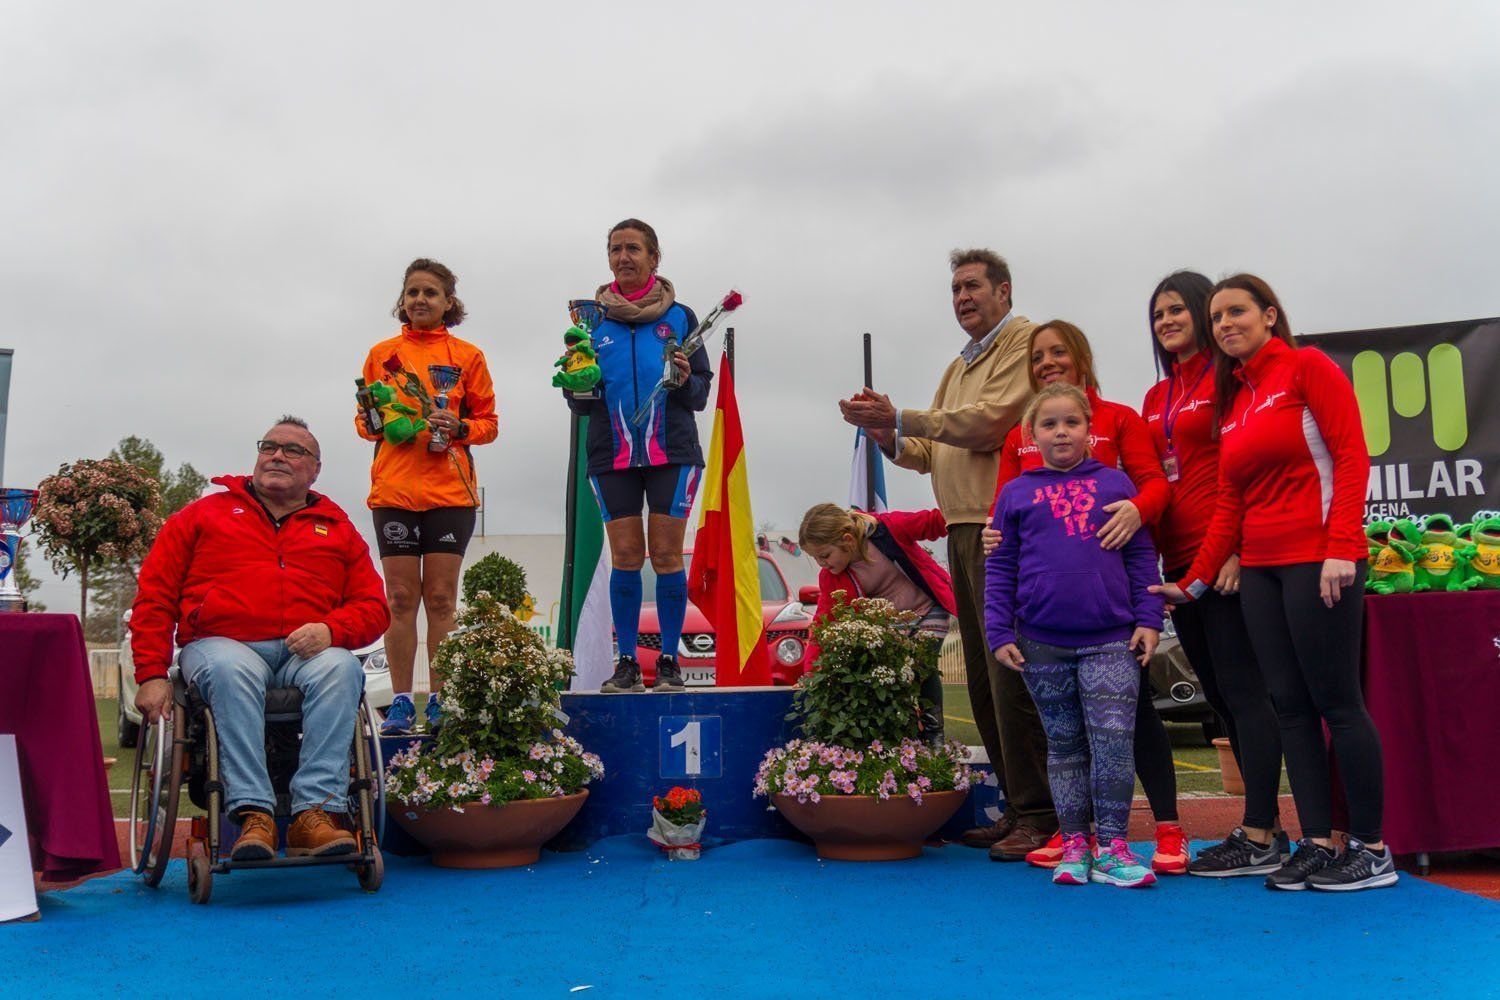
left=1304, top=318, right=1499, bottom=522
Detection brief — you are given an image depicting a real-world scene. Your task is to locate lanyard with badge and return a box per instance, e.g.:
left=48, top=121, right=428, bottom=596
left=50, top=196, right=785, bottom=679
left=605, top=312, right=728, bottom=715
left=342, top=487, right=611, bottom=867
left=1160, top=363, right=1209, bottom=483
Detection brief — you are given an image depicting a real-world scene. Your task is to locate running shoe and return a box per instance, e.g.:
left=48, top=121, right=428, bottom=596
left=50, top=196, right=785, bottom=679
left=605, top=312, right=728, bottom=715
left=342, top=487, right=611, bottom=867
left=1027, top=830, right=1065, bottom=869
left=1265, top=839, right=1339, bottom=891
left=655, top=655, right=686, bottom=692
left=601, top=655, right=645, bottom=693
left=425, top=692, right=444, bottom=733
left=1051, top=833, right=1093, bottom=885
left=1189, top=827, right=1282, bottom=878
left=380, top=694, right=417, bottom=736
left=1151, top=822, right=1189, bottom=875
left=1091, top=838, right=1157, bottom=888
left=1307, top=837, right=1399, bottom=892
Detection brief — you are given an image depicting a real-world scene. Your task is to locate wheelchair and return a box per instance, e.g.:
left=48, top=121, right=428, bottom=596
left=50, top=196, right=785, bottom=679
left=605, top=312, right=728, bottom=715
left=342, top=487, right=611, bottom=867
left=128, top=669, right=385, bottom=903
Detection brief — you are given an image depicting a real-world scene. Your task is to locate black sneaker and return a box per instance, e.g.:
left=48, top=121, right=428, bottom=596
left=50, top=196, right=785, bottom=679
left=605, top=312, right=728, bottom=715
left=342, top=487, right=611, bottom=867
left=655, top=655, right=685, bottom=692
left=1307, top=837, right=1399, bottom=892
left=1264, top=839, right=1339, bottom=891
left=1188, top=827, right=1282, bottom=877
left=601, top=655, right=644, bottom=693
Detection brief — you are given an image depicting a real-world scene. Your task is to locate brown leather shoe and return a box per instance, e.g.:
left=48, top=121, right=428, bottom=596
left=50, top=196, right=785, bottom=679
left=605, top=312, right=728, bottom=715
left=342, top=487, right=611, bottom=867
left=990, top=824, right=1057, bottom=862
left=286, top=808, right=357, bottom=857
left=230, top=810, right=277, bottom=861
left=960, top=813, right=1018, bottom=848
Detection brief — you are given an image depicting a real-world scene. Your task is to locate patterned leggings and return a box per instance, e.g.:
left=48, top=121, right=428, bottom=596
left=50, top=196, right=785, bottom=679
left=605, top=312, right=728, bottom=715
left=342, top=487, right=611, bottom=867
left=1018, top=637, right=1140, bottom=843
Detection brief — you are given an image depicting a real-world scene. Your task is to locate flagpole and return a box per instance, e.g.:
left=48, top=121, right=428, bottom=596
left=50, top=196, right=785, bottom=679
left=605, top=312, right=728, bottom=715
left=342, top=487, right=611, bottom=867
left=557, top=410, right=582, bottom=652
left=725, top=327, right=735, bottom=379
left=862, top=332, right=876, bottom=512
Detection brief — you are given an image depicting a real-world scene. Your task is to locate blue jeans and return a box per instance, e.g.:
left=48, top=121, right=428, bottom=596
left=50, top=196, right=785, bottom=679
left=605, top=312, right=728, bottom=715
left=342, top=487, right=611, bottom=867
left=178, top=638, right=363, bottom=817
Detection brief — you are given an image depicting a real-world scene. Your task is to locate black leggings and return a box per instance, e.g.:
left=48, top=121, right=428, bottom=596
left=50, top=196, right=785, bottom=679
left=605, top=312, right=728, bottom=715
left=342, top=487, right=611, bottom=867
left=1239, top=561, right=1382, bottom=842
left=1168, top=565, right=1284, bottom=831
left=1133, top=673, right=1178, bottom=823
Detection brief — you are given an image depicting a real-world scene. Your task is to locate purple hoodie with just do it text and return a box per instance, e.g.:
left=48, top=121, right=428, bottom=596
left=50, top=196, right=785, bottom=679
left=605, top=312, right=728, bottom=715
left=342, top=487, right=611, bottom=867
left=984, top=458, right=1165, bottom=652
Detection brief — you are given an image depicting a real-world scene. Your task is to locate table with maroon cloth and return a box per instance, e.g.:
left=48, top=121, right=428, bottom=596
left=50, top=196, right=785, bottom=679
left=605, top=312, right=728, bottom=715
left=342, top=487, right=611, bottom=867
left=1360, top=589, right=1500, bottom=856
left=0, top=613, right=120, bottom=880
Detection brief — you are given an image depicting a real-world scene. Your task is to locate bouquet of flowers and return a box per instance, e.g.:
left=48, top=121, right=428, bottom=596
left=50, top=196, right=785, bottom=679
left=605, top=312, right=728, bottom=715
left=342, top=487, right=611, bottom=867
left=648, top=786, right=707, bottom=860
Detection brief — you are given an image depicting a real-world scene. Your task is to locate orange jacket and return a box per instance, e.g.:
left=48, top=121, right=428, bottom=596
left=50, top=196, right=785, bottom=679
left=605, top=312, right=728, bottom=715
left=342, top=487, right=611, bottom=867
left=356, top=327, right=498, bottom=511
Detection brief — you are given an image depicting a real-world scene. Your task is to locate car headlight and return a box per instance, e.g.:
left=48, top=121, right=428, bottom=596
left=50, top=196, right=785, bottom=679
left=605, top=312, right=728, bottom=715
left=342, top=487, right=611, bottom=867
left=770, top=601, right=810, bottom=624
left=773, top=636, right=804, bottom=666
left=363, top=649, right=388, bottom=673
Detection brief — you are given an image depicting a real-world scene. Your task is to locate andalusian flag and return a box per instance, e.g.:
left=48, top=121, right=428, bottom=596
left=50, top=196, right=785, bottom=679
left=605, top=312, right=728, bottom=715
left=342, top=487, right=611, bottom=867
left=558, top=413, right=613, bottom=690
left=688, top=355, right=771, bottom=686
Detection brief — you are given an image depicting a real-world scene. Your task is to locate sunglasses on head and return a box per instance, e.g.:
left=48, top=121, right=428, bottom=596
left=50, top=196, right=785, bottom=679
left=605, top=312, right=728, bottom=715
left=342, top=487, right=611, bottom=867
left=257, top=440, right=318, bottom=459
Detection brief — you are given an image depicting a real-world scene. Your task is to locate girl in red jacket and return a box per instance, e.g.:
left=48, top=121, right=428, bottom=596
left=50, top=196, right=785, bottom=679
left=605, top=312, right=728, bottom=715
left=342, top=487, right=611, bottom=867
left=985, top=320, right=1185, bottom=874
left=1141, top=271, right=1288, bottom=878
left=798, top=503, right=954, bottom=742
left=1156, top=274, right=1392, bottom=892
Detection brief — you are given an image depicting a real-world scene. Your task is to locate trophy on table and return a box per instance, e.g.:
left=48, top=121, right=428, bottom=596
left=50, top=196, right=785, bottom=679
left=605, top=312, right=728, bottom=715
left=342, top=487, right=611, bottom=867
left=555, top=299, right=606, bottom=400
left=426, top=364, right=463, bottom=452
left=0, top=488, right=39, bottom=613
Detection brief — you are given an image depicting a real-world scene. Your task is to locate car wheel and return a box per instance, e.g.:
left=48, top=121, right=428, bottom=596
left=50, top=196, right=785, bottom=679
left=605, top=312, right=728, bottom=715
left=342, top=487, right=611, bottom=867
left=1200, top=718, right=1224, bottom=746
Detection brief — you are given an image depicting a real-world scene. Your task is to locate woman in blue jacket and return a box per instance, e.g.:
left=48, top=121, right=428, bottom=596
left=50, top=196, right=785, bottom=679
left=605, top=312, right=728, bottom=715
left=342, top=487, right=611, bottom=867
left=566, top=218, right=713, bottom=693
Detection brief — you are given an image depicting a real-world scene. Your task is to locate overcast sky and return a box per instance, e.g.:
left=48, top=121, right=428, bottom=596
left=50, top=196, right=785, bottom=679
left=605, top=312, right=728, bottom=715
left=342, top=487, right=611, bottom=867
left=6, top=1, right=1498, bottom=615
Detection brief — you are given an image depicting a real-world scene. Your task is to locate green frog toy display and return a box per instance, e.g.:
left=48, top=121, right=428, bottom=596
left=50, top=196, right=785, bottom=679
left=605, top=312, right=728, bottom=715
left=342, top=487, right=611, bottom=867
left=1367, top=519, right=1424, bottom=595
left=369, top=380, right=427, bottom=445
left=1459, top=513, right=1500, bottom=590
left=1413, top=513, right=1465, bottom=592
left=552, top=326, right=602, bottom=394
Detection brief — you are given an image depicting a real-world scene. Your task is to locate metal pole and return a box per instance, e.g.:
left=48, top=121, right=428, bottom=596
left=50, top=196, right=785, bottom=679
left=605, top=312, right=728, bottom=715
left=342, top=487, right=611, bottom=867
left=862, top=333, right=876, bottom=511
left=556, top=411, right=582, bottom=651
left=725, top=327, right=735, bottom=380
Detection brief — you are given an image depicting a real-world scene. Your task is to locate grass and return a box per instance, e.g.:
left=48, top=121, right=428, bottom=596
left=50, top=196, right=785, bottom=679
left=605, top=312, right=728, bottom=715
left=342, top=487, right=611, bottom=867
left=98, top=697, right=198, bottom=821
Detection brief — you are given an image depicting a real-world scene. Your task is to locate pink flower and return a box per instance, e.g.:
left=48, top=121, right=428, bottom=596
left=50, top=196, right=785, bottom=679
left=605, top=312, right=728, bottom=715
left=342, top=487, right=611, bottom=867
left=522, top=770, right=537, bottom=782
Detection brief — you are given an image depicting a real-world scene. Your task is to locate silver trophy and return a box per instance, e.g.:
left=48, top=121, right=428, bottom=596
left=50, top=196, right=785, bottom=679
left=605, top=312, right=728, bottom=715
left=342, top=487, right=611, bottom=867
left=0, top=488, right=39, bottom=612
left=426, top=364, right=463, bottom=452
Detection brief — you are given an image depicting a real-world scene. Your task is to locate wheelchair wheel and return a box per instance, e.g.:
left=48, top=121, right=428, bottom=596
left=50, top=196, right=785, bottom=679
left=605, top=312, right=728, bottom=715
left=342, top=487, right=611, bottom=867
left=357, top=844, right=384, bottom=893
left=362, top=698, right=386, bottom=845
left=187, top=840, right=213, bottom=905
left=128, top=705, right=184, bottom=886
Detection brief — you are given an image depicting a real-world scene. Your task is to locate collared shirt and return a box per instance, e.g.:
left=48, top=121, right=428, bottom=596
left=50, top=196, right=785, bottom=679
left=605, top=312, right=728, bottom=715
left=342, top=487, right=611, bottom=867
left=892, top=310, right=1014, bottom=450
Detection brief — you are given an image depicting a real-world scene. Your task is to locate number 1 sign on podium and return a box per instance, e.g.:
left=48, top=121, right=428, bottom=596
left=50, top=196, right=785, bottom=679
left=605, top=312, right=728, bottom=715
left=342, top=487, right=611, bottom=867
left=659, top=716, right=722, bottom=779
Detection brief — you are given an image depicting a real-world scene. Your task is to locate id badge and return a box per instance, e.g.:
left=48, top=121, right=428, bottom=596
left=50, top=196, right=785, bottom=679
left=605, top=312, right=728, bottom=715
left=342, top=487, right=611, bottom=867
left=1162, top=448, right=1180, bottom=482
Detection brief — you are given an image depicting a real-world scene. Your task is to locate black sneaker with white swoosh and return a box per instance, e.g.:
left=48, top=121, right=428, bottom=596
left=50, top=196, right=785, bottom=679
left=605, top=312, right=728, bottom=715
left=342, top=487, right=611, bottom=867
left=1306, top=837, right=1400, bottom=891
left=1265, top=839, right=1339, bottom=890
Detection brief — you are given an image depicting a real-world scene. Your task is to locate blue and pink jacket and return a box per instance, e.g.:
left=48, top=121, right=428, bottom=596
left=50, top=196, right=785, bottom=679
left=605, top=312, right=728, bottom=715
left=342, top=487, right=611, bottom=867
left=568, top=301, right=713, bottom=475
left=984, top=459, right=1164, bottom=651
left=806, top=508, right=956, bottom=667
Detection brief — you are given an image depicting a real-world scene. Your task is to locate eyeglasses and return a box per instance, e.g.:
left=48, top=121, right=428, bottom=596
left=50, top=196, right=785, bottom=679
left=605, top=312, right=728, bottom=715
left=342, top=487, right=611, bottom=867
left=256, top=440, right=319, bottom=460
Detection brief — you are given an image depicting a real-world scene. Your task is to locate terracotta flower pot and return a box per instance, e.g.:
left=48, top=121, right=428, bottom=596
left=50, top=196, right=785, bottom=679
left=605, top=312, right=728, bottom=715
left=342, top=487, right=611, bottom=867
left=391, top=791, right=588, bottom=869
left=772, top=790, right=967, bottom=861
left=1213, top=737, right=1245, bottom=796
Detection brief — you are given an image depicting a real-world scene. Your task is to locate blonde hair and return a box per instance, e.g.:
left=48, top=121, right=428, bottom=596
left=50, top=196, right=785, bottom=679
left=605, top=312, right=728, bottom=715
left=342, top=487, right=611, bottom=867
left=1023, top=382, right=1092, bottom=432
left=1028, top=320, right=1099, bottom=392
left=798, top=503, right=869, bottom=562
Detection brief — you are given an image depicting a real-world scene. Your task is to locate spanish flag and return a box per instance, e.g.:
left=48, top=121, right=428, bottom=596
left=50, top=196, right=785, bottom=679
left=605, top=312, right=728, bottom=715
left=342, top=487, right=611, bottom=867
left=688, top=353, right=771, bottom=686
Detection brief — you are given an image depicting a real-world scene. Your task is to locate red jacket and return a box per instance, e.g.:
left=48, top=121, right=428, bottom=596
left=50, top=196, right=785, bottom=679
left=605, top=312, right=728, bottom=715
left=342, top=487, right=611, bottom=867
left=806, top=509, right=955, bottom=668
left=130, top=476, right=391, bottom=682
left=1180, top=338, right=1370, bottom=595
left=1141, top=352, right=1219, bottom=573
left=990, top=387, right=1170, bottom=525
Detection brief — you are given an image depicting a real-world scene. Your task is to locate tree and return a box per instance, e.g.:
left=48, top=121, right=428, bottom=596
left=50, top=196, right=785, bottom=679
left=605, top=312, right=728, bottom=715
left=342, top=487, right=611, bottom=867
left=32, top=459, right=162, bottom=627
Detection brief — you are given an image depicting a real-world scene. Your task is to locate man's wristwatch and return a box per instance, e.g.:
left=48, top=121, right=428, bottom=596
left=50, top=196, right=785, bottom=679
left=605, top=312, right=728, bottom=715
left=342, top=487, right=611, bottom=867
left=455, top=420, right=471, bottom=440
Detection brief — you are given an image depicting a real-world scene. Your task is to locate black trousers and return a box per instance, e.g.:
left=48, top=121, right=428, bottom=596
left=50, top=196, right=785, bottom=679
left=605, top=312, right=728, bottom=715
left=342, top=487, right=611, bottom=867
left=1168, top=565, right=1285, bottom=831
left=1132, top=673, right=1179, bottom=823
left=1239, top=561, right=1383, bottom=842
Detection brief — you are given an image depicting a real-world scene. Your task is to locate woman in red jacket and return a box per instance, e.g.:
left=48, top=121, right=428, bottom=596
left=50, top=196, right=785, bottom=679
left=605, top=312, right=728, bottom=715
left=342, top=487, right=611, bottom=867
left=1156, top=274, right=1391, bottom=892
left=1141, top=271, right=1288, bottom=878
left=985, top=321, right=1184, bottom=874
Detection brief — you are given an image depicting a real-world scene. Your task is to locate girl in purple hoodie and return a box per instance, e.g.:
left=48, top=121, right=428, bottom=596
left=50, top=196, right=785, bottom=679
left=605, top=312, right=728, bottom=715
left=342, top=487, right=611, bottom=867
left=985, top=383, right=1165, bottom=888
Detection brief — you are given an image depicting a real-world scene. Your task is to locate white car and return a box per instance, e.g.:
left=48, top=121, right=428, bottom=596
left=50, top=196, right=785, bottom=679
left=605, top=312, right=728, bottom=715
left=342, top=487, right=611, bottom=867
left=116, top=609, right=394, bottom=747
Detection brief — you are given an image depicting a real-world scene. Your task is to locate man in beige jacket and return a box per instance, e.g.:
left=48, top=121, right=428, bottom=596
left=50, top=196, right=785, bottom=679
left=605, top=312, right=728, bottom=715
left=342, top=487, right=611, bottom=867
left=840, top=248, right=1056, bottom=860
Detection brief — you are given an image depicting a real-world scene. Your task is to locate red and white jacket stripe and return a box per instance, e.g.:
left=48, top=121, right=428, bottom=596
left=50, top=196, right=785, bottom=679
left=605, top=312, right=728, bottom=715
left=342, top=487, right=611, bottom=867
left=1180, top=338, right=1370, bottom=595
left=1141, top=352, right=1220, bottom=574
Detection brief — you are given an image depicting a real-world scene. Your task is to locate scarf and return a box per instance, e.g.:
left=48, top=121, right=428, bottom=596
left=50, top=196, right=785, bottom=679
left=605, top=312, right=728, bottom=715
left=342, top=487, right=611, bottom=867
left=596, top=274, right=676, bottom=324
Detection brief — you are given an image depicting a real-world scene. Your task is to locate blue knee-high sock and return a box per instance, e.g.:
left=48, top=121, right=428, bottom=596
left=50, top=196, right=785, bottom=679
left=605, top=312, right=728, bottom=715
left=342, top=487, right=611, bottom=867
left=610, top=568, right=643, bottom=658
left=655, top=570, right=689, bottom=659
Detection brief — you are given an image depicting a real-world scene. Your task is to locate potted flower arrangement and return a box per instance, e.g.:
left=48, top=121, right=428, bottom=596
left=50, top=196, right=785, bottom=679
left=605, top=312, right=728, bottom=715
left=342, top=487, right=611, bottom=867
left=385, top=593, right=604, bottom=868
left=648, top=786, right=707, bottom=860
left=754, top=596, right=975, bottom=861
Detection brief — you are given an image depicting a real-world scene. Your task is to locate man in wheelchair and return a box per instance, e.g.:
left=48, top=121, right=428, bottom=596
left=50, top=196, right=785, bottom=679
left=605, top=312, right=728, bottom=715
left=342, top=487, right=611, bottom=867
left=131, top=417, right=390, bottom=862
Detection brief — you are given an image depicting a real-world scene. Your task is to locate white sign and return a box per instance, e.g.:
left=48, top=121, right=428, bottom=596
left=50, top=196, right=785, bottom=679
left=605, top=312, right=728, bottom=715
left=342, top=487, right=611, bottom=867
left=0, top=734, right=39, bottom=922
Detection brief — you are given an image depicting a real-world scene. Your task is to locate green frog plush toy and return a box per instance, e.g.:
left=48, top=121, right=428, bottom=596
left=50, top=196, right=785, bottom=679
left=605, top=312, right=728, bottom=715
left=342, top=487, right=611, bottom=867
left=552, top=326, right=602, bottom=393
left=1365, top=520, right=1392, bottom=561
left=1459, top=513, right=1500, bottom=590
left=1367, top=518, right=1424, bottom=595
left=1413, top=513, right=1465, bottom=592
left=369, top=380, right=427, bottom=445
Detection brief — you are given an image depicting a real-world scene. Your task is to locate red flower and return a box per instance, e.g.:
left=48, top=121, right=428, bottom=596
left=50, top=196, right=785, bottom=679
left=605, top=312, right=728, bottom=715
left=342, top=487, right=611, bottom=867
left=721, top=290, right=744, bottom=311
left=382, top=355, right=404, bottom=375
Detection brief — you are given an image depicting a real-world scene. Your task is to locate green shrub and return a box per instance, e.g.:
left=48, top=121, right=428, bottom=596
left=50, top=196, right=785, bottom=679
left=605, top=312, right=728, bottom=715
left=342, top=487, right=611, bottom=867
left=463, top=553, right=528, bottom=610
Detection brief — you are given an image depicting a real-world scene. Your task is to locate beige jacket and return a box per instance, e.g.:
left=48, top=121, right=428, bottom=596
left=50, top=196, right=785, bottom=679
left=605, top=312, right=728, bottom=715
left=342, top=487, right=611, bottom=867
left=890, top=314, right=1036, bottom=526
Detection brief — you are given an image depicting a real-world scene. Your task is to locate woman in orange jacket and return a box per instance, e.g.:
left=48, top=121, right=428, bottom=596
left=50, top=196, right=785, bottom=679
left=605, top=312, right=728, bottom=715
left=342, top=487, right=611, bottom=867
left=355, top=258, right=497, bottom=734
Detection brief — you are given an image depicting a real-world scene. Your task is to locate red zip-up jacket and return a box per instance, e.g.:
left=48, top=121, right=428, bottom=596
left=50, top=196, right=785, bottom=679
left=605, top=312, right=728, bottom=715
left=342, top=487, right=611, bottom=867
left=990, top=387, right=1170, bottom=525
left=1141, top=352, right=1219, bottom=573
left=130, top=476, right=391, bottom=682
left=806, top=508, right=955, bottom=668
left=1180, top=338, right=1370, bottom=596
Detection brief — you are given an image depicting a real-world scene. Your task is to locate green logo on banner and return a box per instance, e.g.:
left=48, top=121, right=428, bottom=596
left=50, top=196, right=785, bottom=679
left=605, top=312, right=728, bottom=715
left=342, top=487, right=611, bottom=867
left=1351, top=344, right=1468, bottom=457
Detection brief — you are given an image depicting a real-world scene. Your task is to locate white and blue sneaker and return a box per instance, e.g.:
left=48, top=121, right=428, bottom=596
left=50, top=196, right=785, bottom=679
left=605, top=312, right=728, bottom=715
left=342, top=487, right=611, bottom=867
left=380, top=694, right=417, bottom=736
left=424, top=693, right=444, bottom=733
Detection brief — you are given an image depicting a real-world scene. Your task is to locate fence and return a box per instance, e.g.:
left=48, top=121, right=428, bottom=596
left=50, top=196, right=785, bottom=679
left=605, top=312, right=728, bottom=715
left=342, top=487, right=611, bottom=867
left=89, top=649, right=121, bottom=698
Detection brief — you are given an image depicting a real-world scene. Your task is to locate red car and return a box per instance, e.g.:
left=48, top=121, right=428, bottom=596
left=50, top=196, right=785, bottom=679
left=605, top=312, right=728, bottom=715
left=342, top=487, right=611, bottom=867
left=632, top=550, right=817, bottom=686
